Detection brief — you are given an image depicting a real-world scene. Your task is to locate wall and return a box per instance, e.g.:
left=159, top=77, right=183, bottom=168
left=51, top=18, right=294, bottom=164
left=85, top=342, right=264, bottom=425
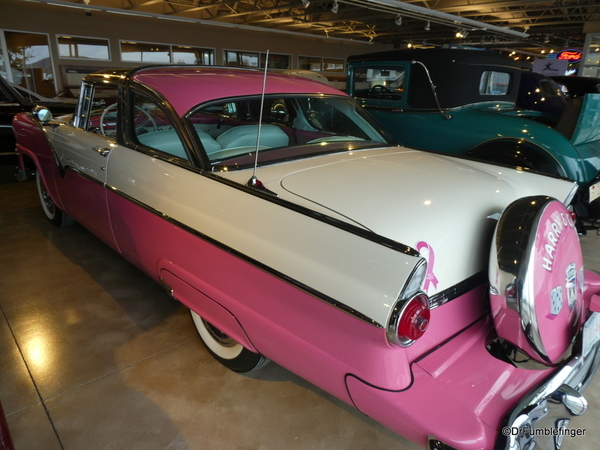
left=0, top=0, right=390, bottom=93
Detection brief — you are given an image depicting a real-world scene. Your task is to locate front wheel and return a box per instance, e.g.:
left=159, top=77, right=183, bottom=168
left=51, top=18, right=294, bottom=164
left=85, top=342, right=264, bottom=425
left=36, top=170, right=74, bottom=227
left=190, top=310, right=269, bottom=373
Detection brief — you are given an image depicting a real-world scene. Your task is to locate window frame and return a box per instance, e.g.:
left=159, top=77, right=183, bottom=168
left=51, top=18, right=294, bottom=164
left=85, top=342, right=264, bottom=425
left=57, top=34, right=111, bottom=61
left=298, top=55, right=345, bottom=74
left=223, top=49, right=291, bottom=69
left=120, top=40, right=215, bottom=65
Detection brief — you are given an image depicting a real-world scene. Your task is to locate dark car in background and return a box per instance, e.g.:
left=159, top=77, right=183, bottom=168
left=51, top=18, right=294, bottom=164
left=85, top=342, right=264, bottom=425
left=517, top=70, right=568, bottom=116
left=553, top=75, right=600, bottom=98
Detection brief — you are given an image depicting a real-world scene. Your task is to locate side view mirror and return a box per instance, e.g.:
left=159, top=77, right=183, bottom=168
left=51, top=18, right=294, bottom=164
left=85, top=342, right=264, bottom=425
left=33, top=105, right=53, bottom=123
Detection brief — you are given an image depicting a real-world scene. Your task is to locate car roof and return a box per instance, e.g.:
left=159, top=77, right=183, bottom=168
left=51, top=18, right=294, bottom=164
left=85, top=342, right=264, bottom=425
left=347, top=48, right=525, bottom=69
left=551, top=75, right=600, bottom=96
left=85, top=66, right=346, bottom=117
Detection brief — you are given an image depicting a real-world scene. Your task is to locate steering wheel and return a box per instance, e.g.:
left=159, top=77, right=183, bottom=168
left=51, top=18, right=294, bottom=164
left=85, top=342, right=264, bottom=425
left=99, top=104, right=158, bottom=137
left=133, top=106, right=159, bottom=135
left=370, top=84, right=394, bottom=99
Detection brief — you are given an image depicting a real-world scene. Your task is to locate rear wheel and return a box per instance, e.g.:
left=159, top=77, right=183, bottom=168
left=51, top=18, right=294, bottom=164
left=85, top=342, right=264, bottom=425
left=36, top=170, right=74, bottom=227
left=190, top=310, right=269, bottom=373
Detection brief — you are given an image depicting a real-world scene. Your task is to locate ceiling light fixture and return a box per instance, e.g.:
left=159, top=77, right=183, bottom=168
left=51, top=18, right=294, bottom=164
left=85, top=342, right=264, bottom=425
left=302, top=0, right=310, bottom=8
left=424, top=21, right=430, bottom=31
left=332, top=0, right=339, bottom=13
left=395, top=14, right=402, bottom=26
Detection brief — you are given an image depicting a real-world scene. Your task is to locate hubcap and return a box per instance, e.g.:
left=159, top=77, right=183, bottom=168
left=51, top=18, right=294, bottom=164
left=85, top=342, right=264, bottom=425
left=202, top=319, right=237, bottom=348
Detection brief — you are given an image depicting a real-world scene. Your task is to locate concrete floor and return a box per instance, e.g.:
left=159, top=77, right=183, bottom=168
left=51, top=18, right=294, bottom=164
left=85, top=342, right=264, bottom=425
left=1, top=171, right=600, bottom=450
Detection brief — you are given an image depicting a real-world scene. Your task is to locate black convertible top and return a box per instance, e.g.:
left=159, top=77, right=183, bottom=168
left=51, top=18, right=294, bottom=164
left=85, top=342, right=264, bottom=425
left=348, top=48, right=526, bottom=108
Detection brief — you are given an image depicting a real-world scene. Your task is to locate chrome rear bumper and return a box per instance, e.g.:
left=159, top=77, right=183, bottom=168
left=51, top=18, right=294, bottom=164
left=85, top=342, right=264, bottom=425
left=498, top=321, right=600, bottom=450
left=427, top=314, right=600, bottom=450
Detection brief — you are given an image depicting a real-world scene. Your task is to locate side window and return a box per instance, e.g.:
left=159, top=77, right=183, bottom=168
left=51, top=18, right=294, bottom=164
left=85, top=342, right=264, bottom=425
left=352, top=66, right=404, bottom=101
left=131, top=91, right=189, bottom=161
left=538, top=79, right=564, bottom=98
left=479, top=71, right=511, bottom=95
left=79, top=83, right=119, bottom=138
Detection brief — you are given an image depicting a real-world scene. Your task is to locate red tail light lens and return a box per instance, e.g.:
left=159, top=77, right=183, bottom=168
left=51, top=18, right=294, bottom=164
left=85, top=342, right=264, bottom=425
left=397, top=294, right=430, bottom=343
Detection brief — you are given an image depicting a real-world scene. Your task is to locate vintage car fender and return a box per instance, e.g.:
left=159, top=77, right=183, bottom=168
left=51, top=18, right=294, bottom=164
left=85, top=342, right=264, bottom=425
left=12, top=113, right=67, bottom=211
left=346, top=196, right=600, bottom=450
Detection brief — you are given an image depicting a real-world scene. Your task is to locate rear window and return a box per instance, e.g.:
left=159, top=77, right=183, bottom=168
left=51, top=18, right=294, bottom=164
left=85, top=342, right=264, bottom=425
left=352, top=66, right=405, bottom=101
left=479, top=71, right=511, bottom=95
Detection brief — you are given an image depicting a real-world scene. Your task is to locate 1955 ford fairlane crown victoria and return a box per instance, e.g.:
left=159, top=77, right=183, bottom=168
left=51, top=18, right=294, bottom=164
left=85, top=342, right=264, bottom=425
left=12, top=66, right=600, bottom=450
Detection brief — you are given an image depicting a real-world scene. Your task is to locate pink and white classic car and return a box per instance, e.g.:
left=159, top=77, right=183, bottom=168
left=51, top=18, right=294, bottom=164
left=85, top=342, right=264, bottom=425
left=12, top=66, right=600, bottom=450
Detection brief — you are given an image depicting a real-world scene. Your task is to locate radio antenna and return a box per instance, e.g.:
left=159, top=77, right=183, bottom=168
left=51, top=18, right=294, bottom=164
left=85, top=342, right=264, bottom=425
left=248, top=50, right=269, bottom=189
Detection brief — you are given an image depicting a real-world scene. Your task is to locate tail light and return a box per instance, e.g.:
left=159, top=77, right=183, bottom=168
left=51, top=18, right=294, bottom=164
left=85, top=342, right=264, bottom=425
left=387, top=258, right=430, bottom=347
left=567, top=205, right=577, bottom=222
left=398, top=294, right=430, bottom=342
left=387, top=292, right=431, bottom=347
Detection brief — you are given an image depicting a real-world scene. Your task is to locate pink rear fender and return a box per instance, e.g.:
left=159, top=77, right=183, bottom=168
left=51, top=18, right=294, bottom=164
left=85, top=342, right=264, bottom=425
left=158, top=263, right=258, bottom=353
left=347, top=317, right=553, bottom=449
left=108, top=189, right=415, bottom=403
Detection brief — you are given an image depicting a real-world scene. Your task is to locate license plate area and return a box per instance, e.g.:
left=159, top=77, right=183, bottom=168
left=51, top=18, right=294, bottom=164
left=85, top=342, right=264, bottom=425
left=589, top=181, right=600, bottom=203
left=583, top=312, right=600, bottom=356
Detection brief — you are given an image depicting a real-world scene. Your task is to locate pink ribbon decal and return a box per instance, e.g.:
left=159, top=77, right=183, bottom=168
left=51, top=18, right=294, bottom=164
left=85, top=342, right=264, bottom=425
left=416, top=241, right=439, bottom=293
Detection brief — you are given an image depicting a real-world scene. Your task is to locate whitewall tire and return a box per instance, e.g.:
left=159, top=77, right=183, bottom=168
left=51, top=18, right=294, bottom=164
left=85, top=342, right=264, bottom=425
left=190, top=310, right=269, bottom=373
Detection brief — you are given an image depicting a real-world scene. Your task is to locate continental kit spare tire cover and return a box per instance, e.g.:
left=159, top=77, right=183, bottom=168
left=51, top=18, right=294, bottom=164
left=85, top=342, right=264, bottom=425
left=489, top=196, right=585, bottom=365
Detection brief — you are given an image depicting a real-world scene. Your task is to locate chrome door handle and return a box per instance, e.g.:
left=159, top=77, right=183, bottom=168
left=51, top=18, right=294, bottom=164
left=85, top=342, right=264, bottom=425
left=93, top=146, right=111, bottom=157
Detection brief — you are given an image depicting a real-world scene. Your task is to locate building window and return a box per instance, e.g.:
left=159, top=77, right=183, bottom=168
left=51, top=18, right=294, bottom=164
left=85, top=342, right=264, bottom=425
left=121, top=41, right=170, bottom=63
left=4, top=31, right=57, bottom=97
left=261, top=53, right=290, bottom=70
left=224, top=50, right=259, bottom=68
left=172, top=46, right=214, bottom=65
left=120, top=41, right=214, bottom=65
left=322, top=58, right=345, bottom=72
left=57, top=35, right=110, bottom=60
left=224, top=50, right=290, bottom=69
left=299, top=56, right=344, bottom=73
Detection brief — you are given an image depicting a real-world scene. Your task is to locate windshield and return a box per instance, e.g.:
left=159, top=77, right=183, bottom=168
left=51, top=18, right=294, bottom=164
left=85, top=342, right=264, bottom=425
left=186, top=94, right=392, bottom=169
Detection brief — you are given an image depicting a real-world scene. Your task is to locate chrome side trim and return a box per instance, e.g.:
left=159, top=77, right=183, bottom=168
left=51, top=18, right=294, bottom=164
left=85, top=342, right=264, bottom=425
left=429, top=271, right=487, bottom=309
left=564, top=183, right=579, bottom=208
left=107, top=185, right=386, bottom=328
left=201, top=170, right=421, bottom=258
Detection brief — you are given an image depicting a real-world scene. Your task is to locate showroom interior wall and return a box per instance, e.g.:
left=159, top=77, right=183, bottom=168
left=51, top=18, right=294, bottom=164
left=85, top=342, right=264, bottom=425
left=0, top=0, right=388, bottom=96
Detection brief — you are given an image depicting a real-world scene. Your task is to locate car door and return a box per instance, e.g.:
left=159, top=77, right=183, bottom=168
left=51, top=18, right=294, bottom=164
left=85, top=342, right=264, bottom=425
left=105, top=87, right=197, bottom=271
left=48, top=81, right=120, bottom=250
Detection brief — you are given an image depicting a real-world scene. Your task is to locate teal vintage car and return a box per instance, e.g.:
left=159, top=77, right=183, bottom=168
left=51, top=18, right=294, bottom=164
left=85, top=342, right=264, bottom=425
left=347, top=49, right=600, bottom=219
